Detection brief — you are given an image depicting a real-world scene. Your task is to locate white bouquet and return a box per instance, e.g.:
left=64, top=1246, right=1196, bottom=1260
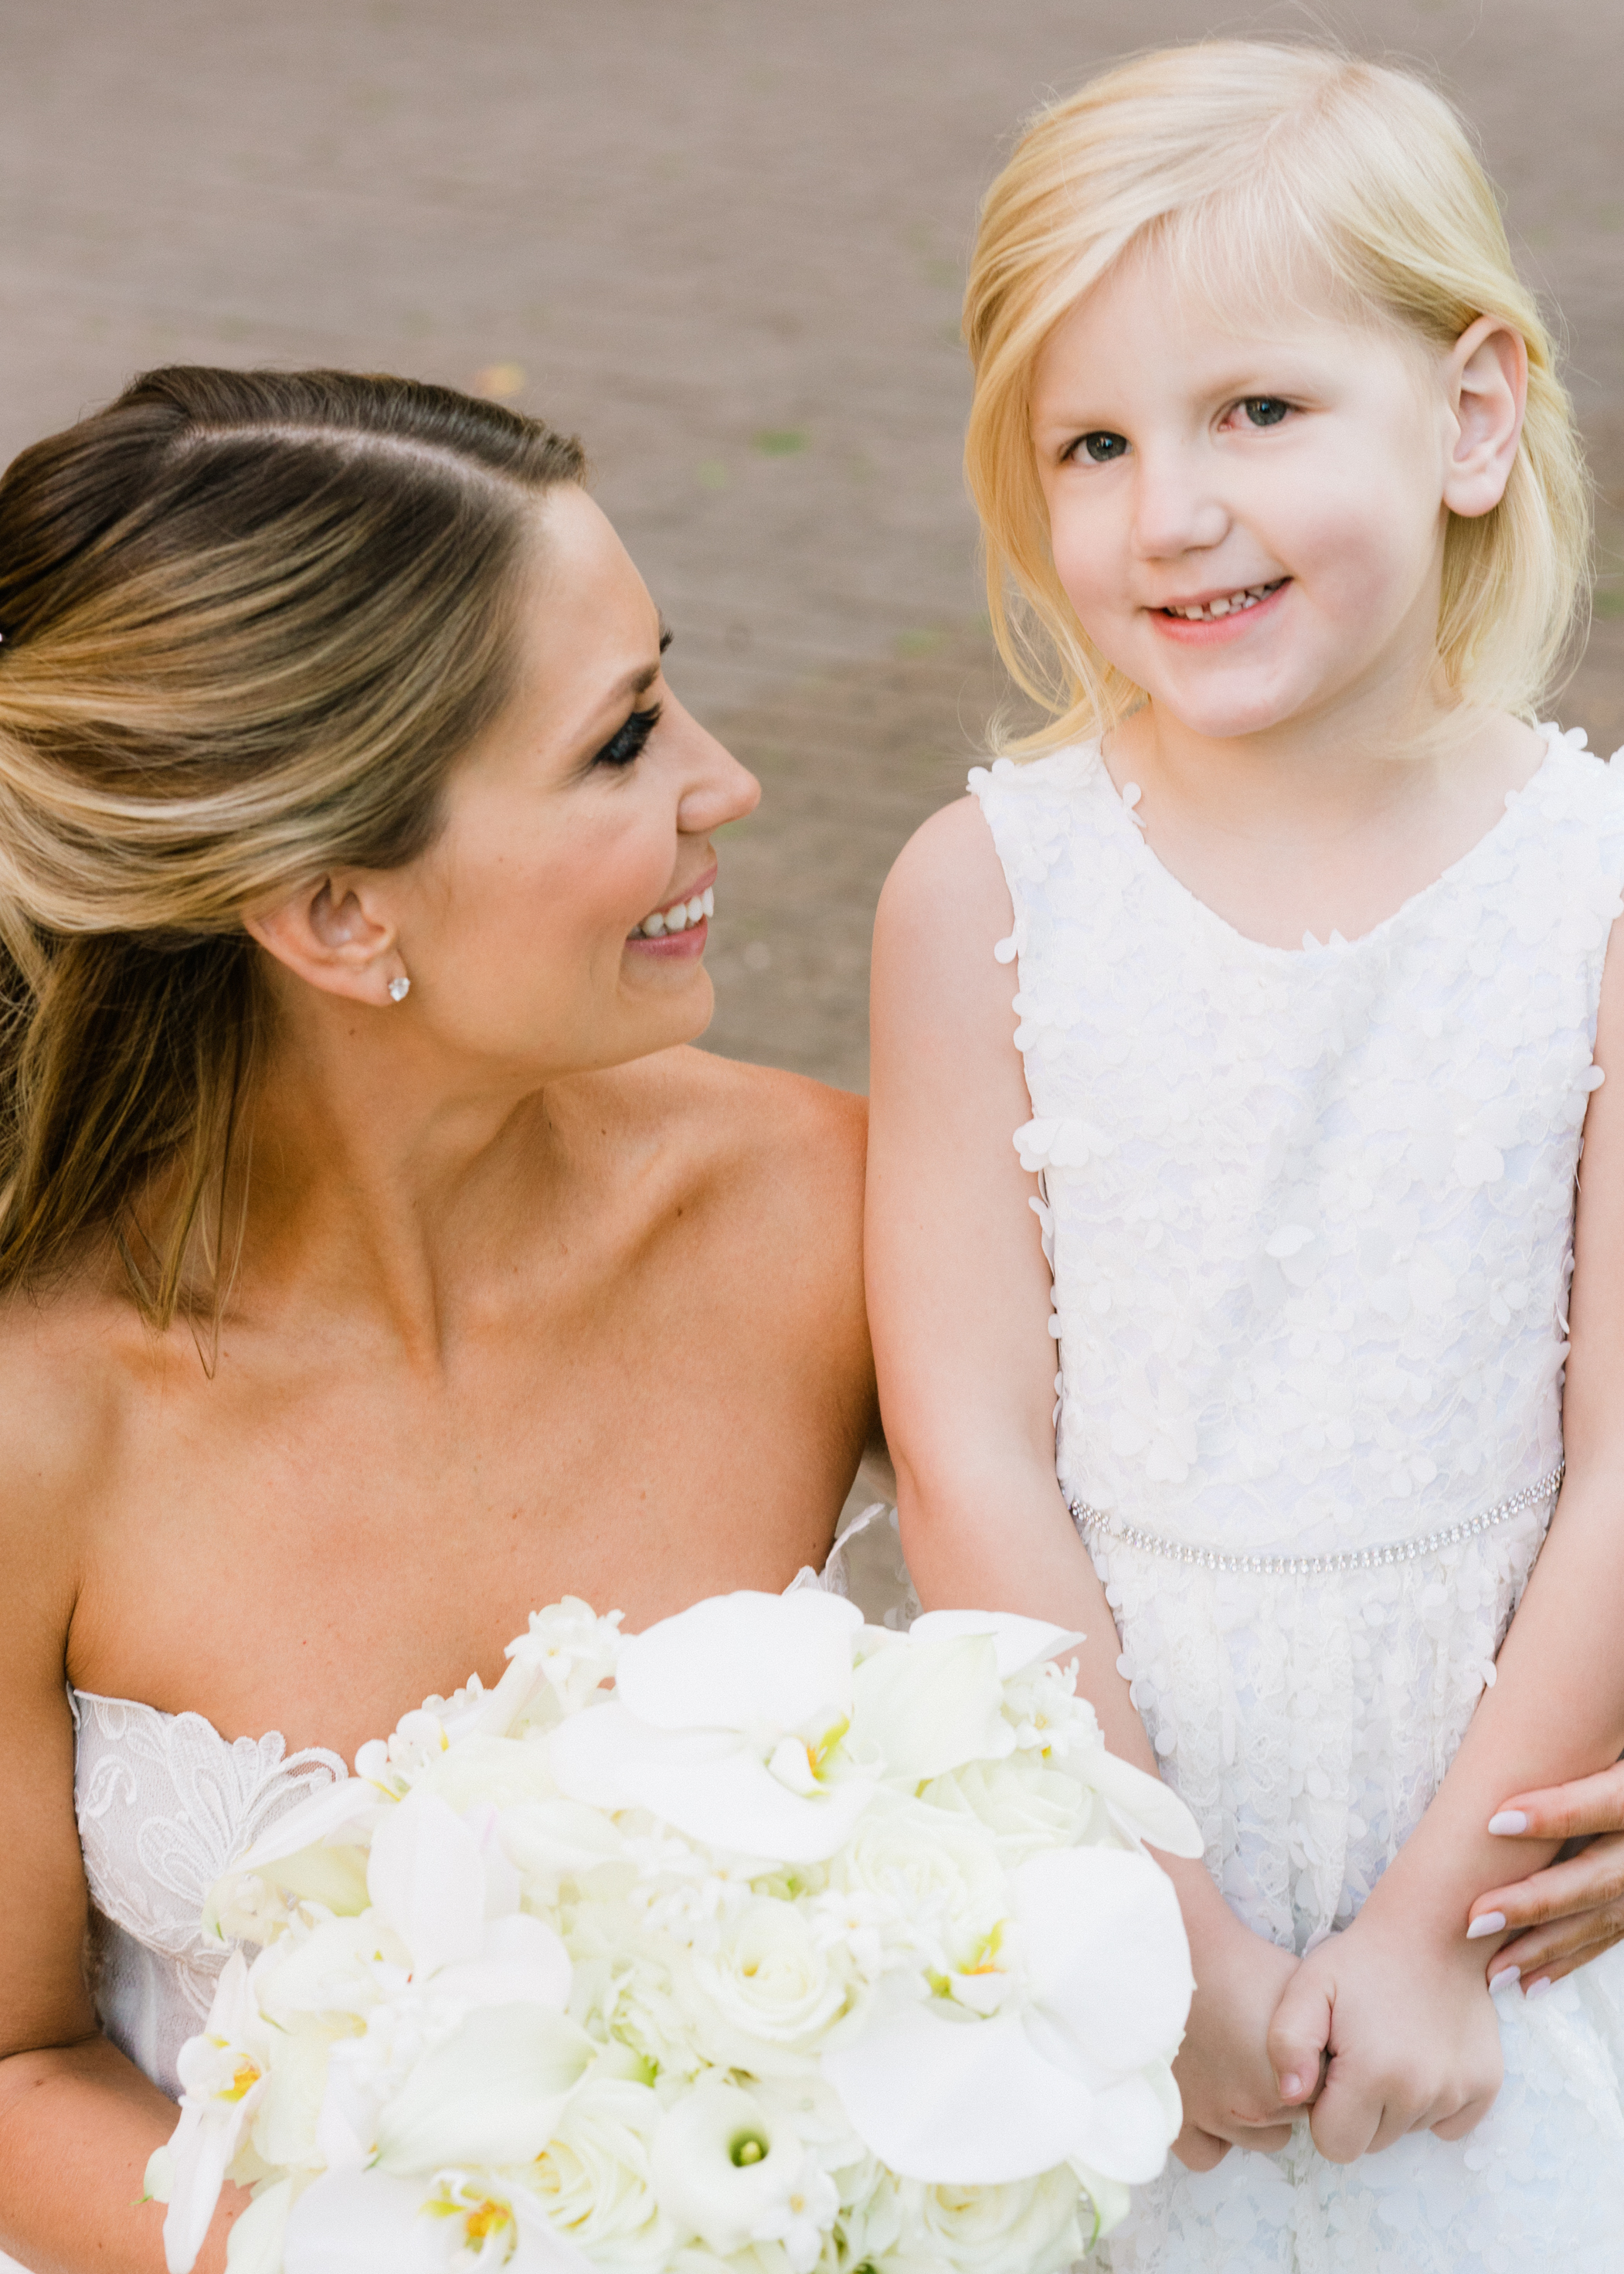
left=150, top=1591, right=1201, bottom=2274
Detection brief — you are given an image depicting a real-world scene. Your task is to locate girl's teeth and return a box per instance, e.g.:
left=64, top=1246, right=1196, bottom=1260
left=633, top=885, right=716, bottom=940
left=1168, top=582, right=1281, bottom=623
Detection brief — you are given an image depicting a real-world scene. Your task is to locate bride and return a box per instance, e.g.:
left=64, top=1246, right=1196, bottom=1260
left=0, top=367, right=879, bottom=2272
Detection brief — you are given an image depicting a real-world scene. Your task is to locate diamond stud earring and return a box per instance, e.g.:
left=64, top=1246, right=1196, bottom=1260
left=388, top=974, right=411, bottom=1003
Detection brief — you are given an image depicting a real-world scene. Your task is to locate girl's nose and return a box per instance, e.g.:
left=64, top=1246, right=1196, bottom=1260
left=672, top=705, right=760, bottom=837
left=1130, top=450, right=1230, bottom=561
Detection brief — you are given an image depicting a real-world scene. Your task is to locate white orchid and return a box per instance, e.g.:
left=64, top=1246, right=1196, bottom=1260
left=281, top=2167, right=594, bottom=2274
left=821, top=1846, right=1192, bottom=2187
left=161, top=1952, right=274, bottom=2274
left=549, top=1593, right=880, bottom=1861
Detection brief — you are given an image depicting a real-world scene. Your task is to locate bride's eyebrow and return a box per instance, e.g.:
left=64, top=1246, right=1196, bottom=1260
left=620, top=617, right=674, bottom=703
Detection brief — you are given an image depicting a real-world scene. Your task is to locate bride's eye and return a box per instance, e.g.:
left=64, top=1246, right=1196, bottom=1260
left=1069, top=430, right=1129, bottom=464
left=1238, top=397, right=1290, bottom=428
left=590, top=703, right=662, bottom=770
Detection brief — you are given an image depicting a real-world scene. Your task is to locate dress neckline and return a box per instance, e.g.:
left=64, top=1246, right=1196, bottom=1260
left=70, top=1684, right=318, bottom=1762
left=1087, top=721, right=1571, bottom=964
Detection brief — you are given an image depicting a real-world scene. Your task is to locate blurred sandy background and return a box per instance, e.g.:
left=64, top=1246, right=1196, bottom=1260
left=2, top=0, right=1619, bottom=1091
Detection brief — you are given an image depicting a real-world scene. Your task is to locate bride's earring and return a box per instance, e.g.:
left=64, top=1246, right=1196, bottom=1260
left=388, top=974, right=411, bottom=1003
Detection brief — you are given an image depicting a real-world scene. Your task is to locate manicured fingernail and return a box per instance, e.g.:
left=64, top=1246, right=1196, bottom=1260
left=1466, top=1911, right=1507, bottom=1939
left=1279, top=2074, right=1303, bottom=2098
left=1524, top=1976, right=1552, bottom=2002
left=1487, top=1811, right=1529, bottom=1835
left=1488, top=1965, right=1521, bottom=1994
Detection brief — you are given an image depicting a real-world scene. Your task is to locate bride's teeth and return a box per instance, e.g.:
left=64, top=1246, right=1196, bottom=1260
left=665, top=902, right=688, bottom=933
left=634, top=885, right=715, bottom=938
left=642, top=909, right=666, bottom=936
left=686, top=896, right=705, bottom=924
left=702, top=887, right=715, bottom=917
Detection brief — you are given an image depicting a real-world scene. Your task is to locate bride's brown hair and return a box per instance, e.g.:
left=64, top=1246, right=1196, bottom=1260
left=0, top=365, right=583, bottom=1330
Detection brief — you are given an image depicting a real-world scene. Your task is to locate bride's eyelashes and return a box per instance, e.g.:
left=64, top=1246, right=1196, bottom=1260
left=590, top=701, right=663, bottom=771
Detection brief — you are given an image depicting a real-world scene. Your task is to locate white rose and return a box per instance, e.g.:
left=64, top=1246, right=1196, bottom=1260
left=688, top=1899, right=851, bottom=2060
left=919, top=1757, right=1089, bottom=1868
left=569, top=1909, right=707, bottom=2084
left=831, top=1802, right=1007, bottom=1976
left=898, top=2170, right=1085, bottom=2274
left=531, top=2076, right=677, bottom=2269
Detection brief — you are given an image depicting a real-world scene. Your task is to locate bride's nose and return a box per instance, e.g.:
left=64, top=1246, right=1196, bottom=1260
left=672, top=707, right=760, bottom=837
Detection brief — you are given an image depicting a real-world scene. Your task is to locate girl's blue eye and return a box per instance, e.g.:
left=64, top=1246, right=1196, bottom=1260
left=591, top=702, right=661, bottom=770
left=1241, top=398, right=1289, bottom=428
left=1073, top=431, right=1129, bottom=464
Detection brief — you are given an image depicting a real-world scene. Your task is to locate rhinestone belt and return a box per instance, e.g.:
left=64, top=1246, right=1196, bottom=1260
left=1067, top=1463, right=1564, bottom=1579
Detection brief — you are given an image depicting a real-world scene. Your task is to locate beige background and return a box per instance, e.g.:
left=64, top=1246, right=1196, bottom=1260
left=2, top=0, right=1618, bottom=1090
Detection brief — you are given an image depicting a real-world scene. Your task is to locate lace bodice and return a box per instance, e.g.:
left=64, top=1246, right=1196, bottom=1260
left=974, top=727, right=1624, bottom=2272
left=60, top=1509, right=897, bottom=2110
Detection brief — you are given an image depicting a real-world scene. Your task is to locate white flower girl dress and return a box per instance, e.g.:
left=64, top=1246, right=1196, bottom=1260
left=973, top=722, right=1624, bottom=2271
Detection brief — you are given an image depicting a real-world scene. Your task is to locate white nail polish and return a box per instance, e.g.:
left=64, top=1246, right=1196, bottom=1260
left=1487, top=1810, right=1529, bottom=1835
left=1466, top=1911, right=1507, bottom=1940
left=1524, top=1976, right=1553, bottom=2002
left=1489, top=1966, right=1521, bottom=1994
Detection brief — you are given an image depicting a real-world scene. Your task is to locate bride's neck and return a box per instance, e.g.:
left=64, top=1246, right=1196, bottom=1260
left=214, top=1007, right=575, bottom=1356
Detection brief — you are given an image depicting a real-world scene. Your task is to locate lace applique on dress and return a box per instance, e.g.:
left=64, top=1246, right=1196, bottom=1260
left=70, top=1690, right=345, bottom=2100
left=973, top=725, right=1624, bottom=2272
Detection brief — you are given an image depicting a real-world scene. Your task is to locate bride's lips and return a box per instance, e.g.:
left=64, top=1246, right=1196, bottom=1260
left=1150, top=579, right=1289, bottom=644
left=625, top=868, right=717, bottom=960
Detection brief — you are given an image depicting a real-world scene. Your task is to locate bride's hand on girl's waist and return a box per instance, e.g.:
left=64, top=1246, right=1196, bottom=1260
left=1467, top=1760, right=1624, bottom=1994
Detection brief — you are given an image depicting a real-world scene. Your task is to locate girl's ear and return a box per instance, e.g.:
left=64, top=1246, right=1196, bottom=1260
left=1442, top=315, right=1528, bottom=521
left=245, top=875, right=408, bottom=1008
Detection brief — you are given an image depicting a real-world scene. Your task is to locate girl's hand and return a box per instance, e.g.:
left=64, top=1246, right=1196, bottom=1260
left=1468, top=1762, right=1624, bottom=1993
left=1266, top=1910, right=1503, bottom=2163
left=1172, top=1905, right=1311, bottom=2169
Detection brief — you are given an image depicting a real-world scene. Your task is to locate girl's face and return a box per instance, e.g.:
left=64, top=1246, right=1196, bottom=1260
left=374, top=485, right=760, bottom=1080
left=1029, top=249, right=1492, bottom=746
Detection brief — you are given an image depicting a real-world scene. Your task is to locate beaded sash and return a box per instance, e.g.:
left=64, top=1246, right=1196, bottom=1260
left=1068, top=1463, right=1564, bottom=1579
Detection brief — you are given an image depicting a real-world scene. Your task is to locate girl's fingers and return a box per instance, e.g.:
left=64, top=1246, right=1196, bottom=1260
left=1266, top=1971, right=1334, bottom=2105
left=1468, top=1832, right=1624, bottom=1941
left=1488, top=1761, right=1624, bottom=1843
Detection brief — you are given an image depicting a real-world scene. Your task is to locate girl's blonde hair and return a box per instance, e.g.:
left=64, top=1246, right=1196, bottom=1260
left=0, top=366, right=583, bottom=1331
left=963, top=41, right=1590, bottom=747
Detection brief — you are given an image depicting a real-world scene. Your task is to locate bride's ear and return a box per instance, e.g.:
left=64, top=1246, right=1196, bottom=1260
left=244, top=875, right=409, bottom=1008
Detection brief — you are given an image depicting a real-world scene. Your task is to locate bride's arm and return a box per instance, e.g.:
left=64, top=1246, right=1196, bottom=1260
left=866, top=797, right=1307, bottom=2167
left=0, top=1386, right=245, bottom=2272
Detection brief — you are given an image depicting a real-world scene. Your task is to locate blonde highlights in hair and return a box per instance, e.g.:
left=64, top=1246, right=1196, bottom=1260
left=963, top=42, right=1591, bottom=748
left=0, top=367, right=585, bottom=1329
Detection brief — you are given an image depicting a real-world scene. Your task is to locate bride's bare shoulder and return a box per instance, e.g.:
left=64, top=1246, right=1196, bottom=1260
left=0, top=1276, right=129, bottom=1637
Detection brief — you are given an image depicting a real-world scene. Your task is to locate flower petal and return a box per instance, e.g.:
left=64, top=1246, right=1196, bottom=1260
left=1013, top=1848, right=1193, bottom=2075
left=1078, top=1747, right=1204, bottom=1859
left=282, top=2170, right=446, bottom=2274
left=373, top=2004, right=595, bottom=2174
left=549, top=1705, right=878, bottom=1862
left=431, top=1910, right=572, bottom=2011
left=908, top=1610, right=1083, bottom=1679
left=224, top=2175, right=299, bottom=2274
left=365, top=1793, right=484, bottom=1976
left=614, top=1592, right=862, bottom=1735
left=851, top=1634, right=1011, bottom=1781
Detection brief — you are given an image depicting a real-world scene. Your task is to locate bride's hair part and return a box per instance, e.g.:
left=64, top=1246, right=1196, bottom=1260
left=0, top=365, right=584, bottom=1331
left=963, top=41, right=1590, bottom=751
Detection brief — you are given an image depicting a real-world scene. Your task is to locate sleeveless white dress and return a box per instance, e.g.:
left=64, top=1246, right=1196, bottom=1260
left=973, top=725, right=1624, bottom=2273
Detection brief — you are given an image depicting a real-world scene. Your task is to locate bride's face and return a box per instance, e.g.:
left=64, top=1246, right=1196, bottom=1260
left=389, top=486, right=759, bottom=1079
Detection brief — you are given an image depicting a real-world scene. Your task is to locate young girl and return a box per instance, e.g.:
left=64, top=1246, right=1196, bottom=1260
left=868, top=42, right=1624, bottom=2270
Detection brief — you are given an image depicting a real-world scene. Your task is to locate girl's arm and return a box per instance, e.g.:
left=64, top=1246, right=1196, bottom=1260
left=1267, top=913, right=1624, bottom=2161
left=867, top=796, right=1306, bottom=2170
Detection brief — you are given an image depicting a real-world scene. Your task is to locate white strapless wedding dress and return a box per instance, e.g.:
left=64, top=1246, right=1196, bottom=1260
left=0, top=1509, right=915, bottom=2274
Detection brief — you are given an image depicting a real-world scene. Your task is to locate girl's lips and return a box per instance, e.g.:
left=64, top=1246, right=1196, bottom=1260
left=1150, top=580, right=1289, bottom=644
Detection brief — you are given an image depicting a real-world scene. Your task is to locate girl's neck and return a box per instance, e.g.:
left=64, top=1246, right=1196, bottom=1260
left=1100, top=693, right=1549, bottom=953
